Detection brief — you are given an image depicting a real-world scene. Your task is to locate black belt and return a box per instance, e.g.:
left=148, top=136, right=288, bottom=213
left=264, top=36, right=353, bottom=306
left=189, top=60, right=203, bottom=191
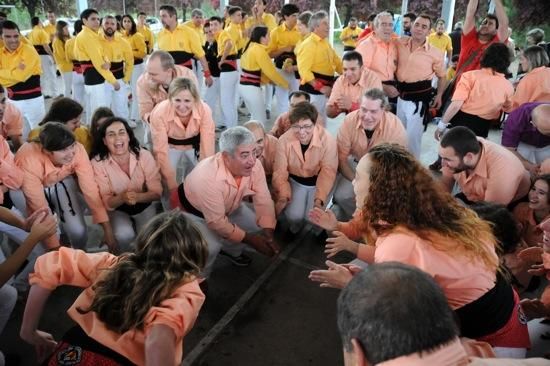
left=289, top=174, right=318, bottom=186
left=299, top=72, right=335, bottom=95
left=396, top=79, right=435, bottom=130
left=110, top=61, right=125, bottom=80
left=116, top=201, right=151, bottom=216
left=81, top=61, right=106, bottom=85
left=167, top=133, right=200, bottom=160
left=34, top=45, right=48, bottom=55
left=134, top=58, right=143, bottom=65
left=6, top=75, right=42, bottom=100
left=177, top=184, right=204, bottom=218
left=454, top=272, right=515, bottom=339
left=274, top=51, right=295, bottom=69
left=240, top=68, right=261, bottom=87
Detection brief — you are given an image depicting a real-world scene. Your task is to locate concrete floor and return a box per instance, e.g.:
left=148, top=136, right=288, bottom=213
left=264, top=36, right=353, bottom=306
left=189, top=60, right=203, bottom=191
left=1, top=89, right=549, bottom=365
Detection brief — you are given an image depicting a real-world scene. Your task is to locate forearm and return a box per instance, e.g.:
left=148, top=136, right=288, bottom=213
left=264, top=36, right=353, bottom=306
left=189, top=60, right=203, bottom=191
left=106, top=194, right=125, bottom=209
left=0, top=206, right=25, bottom=229
left=338, top=161, right=355, bottom=181
left=0, top=232, right=41, bottom=286
left=463, top=0, right=479, bottom=33
left=44, top=44, right=54, bottom=58
left=494, top=0, right=509, bottom=40
left=136, top=191, right=161, bottom=203
left=198, top=57, right=210, bottom=74
left=20, top=285, right=53, bottom=338
left=145, top=324, right=177, bottom=366
left=436, top=77, right=448, bottom=99
left=442, top=100, right=463, bottom=124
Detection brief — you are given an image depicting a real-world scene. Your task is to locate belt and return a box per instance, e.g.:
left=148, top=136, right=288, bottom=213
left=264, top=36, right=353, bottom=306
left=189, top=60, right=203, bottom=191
left=177, top=184, right=204, bottom=218
left=289, top=173, right=318, bottom=186
left=168, top=133, right=201, bottom=159
left=240, top=68, right=261, bottom=87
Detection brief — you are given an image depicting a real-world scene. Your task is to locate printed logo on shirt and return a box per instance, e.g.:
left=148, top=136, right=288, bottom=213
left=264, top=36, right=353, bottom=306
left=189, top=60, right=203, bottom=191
left=57, top=345, right=83, bottom=365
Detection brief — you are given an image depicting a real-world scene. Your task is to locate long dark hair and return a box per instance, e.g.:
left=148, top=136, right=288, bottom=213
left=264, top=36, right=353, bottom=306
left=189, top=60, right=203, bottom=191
left=122, top=14, right=137, bottom=35
left=90, top=117, right=141, bottom=160
left=77, top=211, right=208, bottom=333
left=242, top=25, right=268, bottom=54
left=39, top=97, right=83, bottom=126
left=55, top=20, right=69, bottom=44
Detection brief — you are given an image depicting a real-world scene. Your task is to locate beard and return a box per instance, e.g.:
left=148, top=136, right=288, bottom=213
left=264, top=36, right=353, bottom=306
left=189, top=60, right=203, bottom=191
left=104, top=28, right=115, bottom=36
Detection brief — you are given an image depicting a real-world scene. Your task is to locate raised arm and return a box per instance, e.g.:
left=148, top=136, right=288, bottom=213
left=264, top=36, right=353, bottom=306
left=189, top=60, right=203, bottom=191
left=494, top=0, right=509, bottom=42
left=463, top=0, right=480, bottom=35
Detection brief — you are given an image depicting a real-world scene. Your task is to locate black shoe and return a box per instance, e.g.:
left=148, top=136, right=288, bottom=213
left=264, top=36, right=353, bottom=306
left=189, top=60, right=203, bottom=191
left=219, top=251, right=252, bottom=267
left=215, top=125, right=226, bottom=133
left=266, top=110, right=271, bottom=119
left=44, top=95, right=52, bottom=99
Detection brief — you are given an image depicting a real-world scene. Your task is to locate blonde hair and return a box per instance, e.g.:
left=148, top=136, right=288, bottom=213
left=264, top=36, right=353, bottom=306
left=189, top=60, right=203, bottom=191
left=168, top=77, right=200, bottom=102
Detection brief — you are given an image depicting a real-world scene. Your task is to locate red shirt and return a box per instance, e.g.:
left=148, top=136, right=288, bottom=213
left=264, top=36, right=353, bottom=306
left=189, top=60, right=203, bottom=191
left=456, top=29, right=500, bottom=75
left=357, top=27, right=373, bottom=41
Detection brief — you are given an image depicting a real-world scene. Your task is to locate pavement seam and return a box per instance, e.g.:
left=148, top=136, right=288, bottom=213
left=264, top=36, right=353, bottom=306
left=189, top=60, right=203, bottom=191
left=182, top=229, right=310, bottom=366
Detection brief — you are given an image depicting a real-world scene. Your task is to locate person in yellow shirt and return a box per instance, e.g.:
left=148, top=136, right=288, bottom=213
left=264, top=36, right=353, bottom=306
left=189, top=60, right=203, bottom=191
left=340, top=17, right=362, bottom=51
left=184, top=9, right=207, bottom=92
left=296, top=10, right=342, bottom=122
left=101, top=15, right=133, bottom=120
left=44, top=11, right=57, bottom=42
left=157, top=4, right=213, bottom=92
left=75, top=9, right=120, bottom=124
left=0, top=20, right=45, bottom=132
left=267, top=3, right=301, bottom=116
left=239, top=26, right=288, bottom=124
left=27, top=97, right=92, bottom=154
left=28, top=17, right=57, bottom=98
left=446, top=54, right=459, bottom=81
left=428, top=18, right=453, bottom=62
left=218, top=6, right=244, bottom=129
left=122, top=14, right=147, bottom=124
left=245, top=0, right=278, bottom=35
left=52, top=20, right=73, bottom=98
left=136, top=12, right=154, bottom=54
left=65, top=20, right=86, bottom=112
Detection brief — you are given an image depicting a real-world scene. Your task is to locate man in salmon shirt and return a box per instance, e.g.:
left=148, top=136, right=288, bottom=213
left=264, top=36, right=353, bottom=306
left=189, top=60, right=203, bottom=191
left=244, top=120, right=278, bottom=180
left=171, top=126, right=278, bottom=273
left=0, top=87, right=24, bottom=150
left=439, top=126, right=530, bottom=206
left=337, top=262, right=548, bottom=366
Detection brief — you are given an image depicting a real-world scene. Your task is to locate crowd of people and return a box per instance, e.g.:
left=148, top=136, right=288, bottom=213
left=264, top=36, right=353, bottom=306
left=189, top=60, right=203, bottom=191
left=1, top=0, right=550, bottom=364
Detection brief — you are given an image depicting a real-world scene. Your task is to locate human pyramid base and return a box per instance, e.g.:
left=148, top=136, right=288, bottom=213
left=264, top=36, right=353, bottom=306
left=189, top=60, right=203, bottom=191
left=1, top=0, right=550, bottom=364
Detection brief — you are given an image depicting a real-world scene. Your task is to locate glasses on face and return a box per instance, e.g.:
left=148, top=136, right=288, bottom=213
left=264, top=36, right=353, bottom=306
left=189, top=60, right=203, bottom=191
left=291, top=124, right=314, bottom=132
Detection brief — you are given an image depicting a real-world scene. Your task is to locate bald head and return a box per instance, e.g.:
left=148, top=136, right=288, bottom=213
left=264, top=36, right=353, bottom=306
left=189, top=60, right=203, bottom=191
left=532, top=104, right=550, bottom=136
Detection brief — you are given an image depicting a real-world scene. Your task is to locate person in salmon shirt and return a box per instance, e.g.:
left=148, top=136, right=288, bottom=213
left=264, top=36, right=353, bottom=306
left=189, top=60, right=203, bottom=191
left=272, top=101, right=337, bottom=233
left=0, top=87, right=24, bottom=150
left=149, top=77, right=215, bottom=193
left=513, top=175, right=550, bottom=249
left=309, top=144, right=530, bottom=357
left=19, top=211, right=208, bottom=365
left=244, top=120, right=278, bottom=180
left=511, top=45, right=550, bottom=111
left=91, top=117, right=162, bottom=251
left=15, top=122, right=116, bottom=252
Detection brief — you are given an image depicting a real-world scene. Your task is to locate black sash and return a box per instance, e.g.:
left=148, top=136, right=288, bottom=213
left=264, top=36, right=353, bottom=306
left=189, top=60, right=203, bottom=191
left=6, top=75, right=42, bottom=100
left=454, top=273, right=515, bottom=339
left=396, top=79, right=435, bottom=130
left=449, top=110, right=494, bottom=138
left=81, top=61, right=106, bottom=85
left=274, top=51, right=295, bottom=69
left=240, top=68, right=261, bottom=87
left=177, top=184, right=204, bottom=218
left=110, top=61, right=125, bottom=80
left=134, top=58, right=143, bottom=65
left=169, top=50, right=194, bottom=69
left=289, top=174, right=318, bottom=186
left=167, top=133, right=200, bottom=160
left=219, top=54, right=238, bottom=72
left=34, top=45, right=48, bottom=55
left=299, top=72, right=335, bottom=95
left=116, top=202, right=151, bottom=216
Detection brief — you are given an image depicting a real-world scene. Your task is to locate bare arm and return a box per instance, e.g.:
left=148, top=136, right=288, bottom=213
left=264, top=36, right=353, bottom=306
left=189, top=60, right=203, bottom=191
left=506, top=147, right=539, bottom=174
left=145, top=324, right=177, bottom=366
left=442, top=100, right=464, bottom=124
left=463, top=0, right=479, bottom=35
left=338, top=159, right=355, bottom=182
left=494, top=0, right=509, bottom=42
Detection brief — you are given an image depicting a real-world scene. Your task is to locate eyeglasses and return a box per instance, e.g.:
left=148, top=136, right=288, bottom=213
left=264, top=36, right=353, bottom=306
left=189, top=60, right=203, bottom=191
left=291, top=124, right=314, bottom=131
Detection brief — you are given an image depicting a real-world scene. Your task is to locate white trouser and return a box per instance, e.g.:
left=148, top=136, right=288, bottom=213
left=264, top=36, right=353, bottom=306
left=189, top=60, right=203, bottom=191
left=194, top=60, right=204, bottom=94
left=284, top=178, right=317, bottom=233
left=184, top=203, right=260, bottom=277
left=333, top=160, right=358, bottom=220
left=105, top=79, right=129, bottom=120
left=0, top=205, right=45, bottom=291
left=130, top=63, right=145, bottom=121
left=85, top=83, right=109, bottom=124
left=45, top=176, right=89, bottom=250
left=239, top=84, right=266, bottom=125
left=492, top=347, right=526, bottom=359
left=61, top=71, right=72, bottom=98
left=9, top=96, right=45, bottom=132
left=264, top=84, right=273, bottom=113
left=517, top=142, right=550, bottom=165
left=107, top=202, right=158, bottom=252
left=169, top=148, right=198, bottom=182
left=203, top=77, right=221, bottom=125
left=397, top=97, right=424, bottom=159
left=39, top=54, right=56, bottom=97
left=72, top=72, right=86, bottom=112
left=309, top=93, right=327, bottom=125
left=220, top=71, right=239, bottom=127
left=274, top=68, right=299, bottom=115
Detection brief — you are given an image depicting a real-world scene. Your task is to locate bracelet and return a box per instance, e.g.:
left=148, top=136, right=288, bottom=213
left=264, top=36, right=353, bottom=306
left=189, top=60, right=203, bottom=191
left=203, top=69, right=211, bottom=78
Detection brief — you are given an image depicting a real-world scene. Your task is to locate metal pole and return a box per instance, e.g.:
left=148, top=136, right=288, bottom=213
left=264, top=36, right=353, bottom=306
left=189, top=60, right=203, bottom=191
left=488, top=0, right=496, bottom=14
left=122, top=0, right=126, bottom=15
left=220, top=0, right=230, bottom=17
left=441, top=0, right=456, bottom=33
left=284, top=0, right=290, bottom=4
left=76, top=0, right=88, bottom=15
left=329, top=0, right=335, bottom=46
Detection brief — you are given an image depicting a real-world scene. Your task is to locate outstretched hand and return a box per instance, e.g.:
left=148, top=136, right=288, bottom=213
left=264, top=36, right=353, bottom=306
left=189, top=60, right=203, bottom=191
left=308, top=260, right=355, bottom=289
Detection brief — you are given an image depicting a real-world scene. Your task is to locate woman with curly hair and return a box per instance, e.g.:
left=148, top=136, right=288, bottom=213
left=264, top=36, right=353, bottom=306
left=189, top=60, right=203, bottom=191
left=20, top=210, right=208, bottom=365
left=309, top=143, right=530, bottom=357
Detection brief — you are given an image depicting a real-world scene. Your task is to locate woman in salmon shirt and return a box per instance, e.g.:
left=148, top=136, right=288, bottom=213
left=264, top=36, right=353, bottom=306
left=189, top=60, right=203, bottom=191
left=91, top=117, right=162, bottom=251
left=513, top=174, right=550, bottom=248
left=272, top=101, right=337, bottom=233
left=512, top=45, right=550, bottom=111
left=309, top=144, right=530, bottom=357
left=437, top=43, right=514, bottom=139
left=20, top=211, right=208, bottom=365
left=238, top=26, right=288, bottom=125
left=149, top=77, right=215, bottom=193
left=15, top=122, right=116, bottom=252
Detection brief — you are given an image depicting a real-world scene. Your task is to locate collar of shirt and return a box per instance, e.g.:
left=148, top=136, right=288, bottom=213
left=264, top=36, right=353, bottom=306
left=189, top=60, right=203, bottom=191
left=1, top=41, right=24, bottom=55
left=371, top=32, right=391, bottom=48
left=377, top=338, right=468, bottom=366
left=480, top=67, right=504, bottom=78
left=467, top=139, right=489, bottom=180
left=289, top=124, right=324, bottom=158
left=281, top=22, right=296, bottom=32
left=309, top=32, right=325, bottom=44
left=83, top=25, right=99, bottom=36
left=106, top=151, right=139, bottom=177
left=400, top=36, right=430, bottom=53
left=213, top=153, right=254, bottom=188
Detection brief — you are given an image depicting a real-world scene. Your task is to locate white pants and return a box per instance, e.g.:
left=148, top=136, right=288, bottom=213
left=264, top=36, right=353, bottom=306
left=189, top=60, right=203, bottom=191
left=169, top=148, right=198, bottom=182
left=517, top=142, right=550, bottom=165
left=220, top=71, right=239, bottom=127
left=9, top=96, right=45, bottom=132
left=61, top=71, right=72, bottom=98
left=333, top=173, right=357, bottom=221
left=108, top=203, right=158, bottom=252
left=397, top=97, right=424, bottom=159
left=203, top=77, right=221, bottom=126
left=309, top=93, right=327, bottom=125
left=194, top=60, right=204, bottom=94
left=85, top=83, right=109, bottom=124
left=264, top=84, right=273, bottom=113
left=184, top=203, right=260, bottom=277
left=239, top=84, right=266, bottom=125
left=130, top=63, right=145, bottom=121
left=72, top=72, right=86, bottom=112
left=274, top=68, right=299, bottom=115
left=284, top=178, right=317, bottom=233
left=45, top=176, right=89, bottom=250
left=105, top=79, right=129, bottom=120
left=39, top=54, right=57, bottom=97
left=0, top=205, right=45, bottom=291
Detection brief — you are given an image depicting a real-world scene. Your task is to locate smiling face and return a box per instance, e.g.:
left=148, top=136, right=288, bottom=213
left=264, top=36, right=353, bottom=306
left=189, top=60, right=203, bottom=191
left=359, top=97, right=384, bottom=131
left=314, top=17, right=330, bottom=39
left=65, top=114, right=82, bottom=131
left=1, top=28, right=21, bottom=52
left=103, top=121, right=129, bottom=156
left=223, top=143, right=257, bottom=177
left=171, top=89, right=195, bottom=118
left=529, top=179, right=550, bottom=211
left=45, top=143, right=77, bottom=166
left=411, top=17, right=431, bottom=42
left=291, top=118, right=315, bottom=145
left=146, top=57, right=172, bottom=85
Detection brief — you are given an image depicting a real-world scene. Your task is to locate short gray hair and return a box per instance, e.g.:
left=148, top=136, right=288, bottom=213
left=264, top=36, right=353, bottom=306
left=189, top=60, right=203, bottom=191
left=308, top=10, right=327, bottom=32
left=373, top=11, right=393, bottom=29
left=243, top=120, right=266, bottom=133
left=149, top=50, right=175, bottom=70
left=363, top=88, right=388, bottom=108
left=219, top=126, right=255, bottom=155
left=191, top=8, right=203, bottom=18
